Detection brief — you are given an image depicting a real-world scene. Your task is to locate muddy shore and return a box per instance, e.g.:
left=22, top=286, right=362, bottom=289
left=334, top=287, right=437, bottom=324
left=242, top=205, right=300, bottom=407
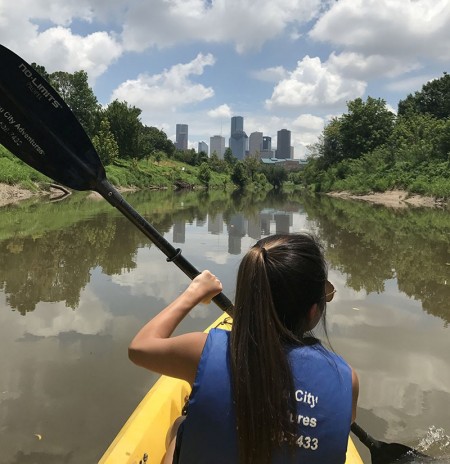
left=327, top=189, right=448, bottom=209
left=0, top=183, right=447, bottom=209
left=0, top=183, right=37, bottom=207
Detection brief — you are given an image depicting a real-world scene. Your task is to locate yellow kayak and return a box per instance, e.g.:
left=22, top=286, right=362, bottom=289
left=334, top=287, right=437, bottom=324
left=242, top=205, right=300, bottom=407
left=99, top=314, right=364, bottom=464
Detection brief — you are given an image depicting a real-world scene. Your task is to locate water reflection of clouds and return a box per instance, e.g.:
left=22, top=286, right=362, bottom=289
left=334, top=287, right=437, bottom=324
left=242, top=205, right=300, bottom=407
left=328, top=288, right=450, bottom=443
left=204, top=250, right=231, bottom=265
left=111, top=248, right=191, bottom=302
left=0, top=288, right=112, bottom=339
left=109, top=242, right=234, bottom=322
left=327, top=270, right=368, bottom=302
left=0, top=288, right=154, bottom=464
left=111, top=225, right=244, bottom=307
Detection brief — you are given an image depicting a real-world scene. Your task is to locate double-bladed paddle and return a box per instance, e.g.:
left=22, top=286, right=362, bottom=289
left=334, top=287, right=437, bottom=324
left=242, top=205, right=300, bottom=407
left=0, top=44, right=433, bottom=464
left=0, top=43, right=233, bottom=312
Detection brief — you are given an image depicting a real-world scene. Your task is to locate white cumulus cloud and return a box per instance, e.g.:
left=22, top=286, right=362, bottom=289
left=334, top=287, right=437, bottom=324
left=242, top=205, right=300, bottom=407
left=207, top=104, right=232, bottom=119
left=252, top=66, right=289, bottom=83
left=266, top=55, right=366, bottom=110
left=110, top=53, right=216, bottom=116
left=121, top=0, right=326, bottom=53
left=292, top=114, right=325, bottom=132
left=30, top=27, right=122, bottom=80
left=311, top=0, right=450, bottom=62
left=327, top=52, right=421, bottom=80
left=0, top=0, right=123, bottom=81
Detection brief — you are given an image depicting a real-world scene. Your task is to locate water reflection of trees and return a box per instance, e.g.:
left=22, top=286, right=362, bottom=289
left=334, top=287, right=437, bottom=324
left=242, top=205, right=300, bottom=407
left=1, top=189, right=449, bottom=324
left=0, top=190, right=280, bottom=314
left=0, top=215, right=141, bottom=314
left=301, top=194, right=450, bottom=324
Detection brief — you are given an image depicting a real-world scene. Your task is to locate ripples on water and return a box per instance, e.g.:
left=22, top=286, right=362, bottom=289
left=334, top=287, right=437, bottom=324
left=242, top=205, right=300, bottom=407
left=415, top=426, right=450, bottom=462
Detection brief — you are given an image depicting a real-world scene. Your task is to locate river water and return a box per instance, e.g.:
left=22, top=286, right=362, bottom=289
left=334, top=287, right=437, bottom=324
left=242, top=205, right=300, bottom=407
left=0, top=189, right=449, bottom=463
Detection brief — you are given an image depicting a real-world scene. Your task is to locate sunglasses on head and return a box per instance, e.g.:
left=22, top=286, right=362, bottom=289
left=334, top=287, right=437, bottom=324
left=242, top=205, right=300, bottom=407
left=325, top=281, right=336, bottom=302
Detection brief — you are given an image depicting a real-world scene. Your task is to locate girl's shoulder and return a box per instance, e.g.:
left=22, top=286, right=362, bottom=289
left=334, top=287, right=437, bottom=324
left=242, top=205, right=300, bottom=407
left=288, top=342, right=351, bottom=371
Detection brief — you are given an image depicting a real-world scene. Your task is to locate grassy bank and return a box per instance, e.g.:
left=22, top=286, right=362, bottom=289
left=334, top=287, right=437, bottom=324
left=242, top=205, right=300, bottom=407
left=0, top=145, right=230, bottom=192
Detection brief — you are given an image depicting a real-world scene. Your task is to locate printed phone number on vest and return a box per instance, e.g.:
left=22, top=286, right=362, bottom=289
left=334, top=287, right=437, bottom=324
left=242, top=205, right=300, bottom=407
left=296, top=435, right=319, bottom=450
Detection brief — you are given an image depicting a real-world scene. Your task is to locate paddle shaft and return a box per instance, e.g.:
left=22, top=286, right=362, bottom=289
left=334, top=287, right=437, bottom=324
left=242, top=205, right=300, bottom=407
left=351, top=422, right=379, bottom=449
left=96, top=178, right=233, bottom=312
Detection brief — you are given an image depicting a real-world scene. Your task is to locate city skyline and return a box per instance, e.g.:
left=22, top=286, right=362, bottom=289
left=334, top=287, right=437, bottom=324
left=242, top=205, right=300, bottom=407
left=190, top=116, right=294, bottom=160
left=1, top=2, right=446, bottom=159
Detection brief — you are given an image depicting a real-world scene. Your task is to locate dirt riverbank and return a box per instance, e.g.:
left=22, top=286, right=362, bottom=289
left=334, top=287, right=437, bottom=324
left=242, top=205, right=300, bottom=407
left=327, top=189, right=447, bottom=209
left=0, top=183, right=37, bottom=207
left=0, top=183, right=448, bottom=209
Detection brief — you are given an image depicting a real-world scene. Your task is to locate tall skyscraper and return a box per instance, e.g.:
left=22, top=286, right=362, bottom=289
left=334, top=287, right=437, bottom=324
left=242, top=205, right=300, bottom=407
left=210, top=135, right=226, bottom=158
left=230, top=116, right=243, bottom=134
left=175, top=124, right=188, bottom=151
left=229, top=115, right=248, bottom=160
left=262, top=136, right=272, bottom=151
left=276, top=129, right=291, bottom=159
left=260, top=136, right=274, bottom=158
left=198, top=141, right=208, bottom=155
left=249, top=132, right=263, bottom=157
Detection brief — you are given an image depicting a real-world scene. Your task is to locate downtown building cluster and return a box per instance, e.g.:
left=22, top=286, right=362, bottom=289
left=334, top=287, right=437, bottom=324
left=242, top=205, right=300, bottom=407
left=175, top=116, right=294, bottom=161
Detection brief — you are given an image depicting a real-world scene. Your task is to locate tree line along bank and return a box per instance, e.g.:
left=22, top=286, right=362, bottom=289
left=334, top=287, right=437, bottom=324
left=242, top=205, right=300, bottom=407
left=1, top=64, right=449, bottom=198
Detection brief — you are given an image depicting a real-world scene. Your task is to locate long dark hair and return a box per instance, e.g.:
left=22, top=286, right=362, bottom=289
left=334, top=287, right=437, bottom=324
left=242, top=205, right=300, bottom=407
left=230, top=233, right=328, bottom=464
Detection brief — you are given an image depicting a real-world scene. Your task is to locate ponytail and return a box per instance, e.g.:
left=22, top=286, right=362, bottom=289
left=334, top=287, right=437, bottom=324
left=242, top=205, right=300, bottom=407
left=230, top=234, right=327, bottom=463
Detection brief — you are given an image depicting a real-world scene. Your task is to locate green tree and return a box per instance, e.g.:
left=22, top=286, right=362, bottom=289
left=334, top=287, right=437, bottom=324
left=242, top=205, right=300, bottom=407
left=398, top=72, right=450, bottom=119
left=231, top=161, right=249, bottom=189
left=92, top=118, right=119, bottom=165
left=105, top=100, right=142, bottom=159
left=50, top=70, right=100, bottom=138
left=198, top=162, right=211, bottom=188
left=340, top=97, right=395, bottom=159
left=139, top=126, right=175, bottom=159
left=264, top=165, right=288, bottom=189
left=224, top=148, right=237, bottom=166
left=390, top=113, right=449, bottom=163
left=288, top=171, right=303, bottom=185
left=208, top=152, right=228, bottom=173
left=31, top=63, right=51, bottom=82
left=320, top=117, right=344, bottom=168
left=197, top=151, right=209, bottom=166
left=243, top=156, right=261, bottom=182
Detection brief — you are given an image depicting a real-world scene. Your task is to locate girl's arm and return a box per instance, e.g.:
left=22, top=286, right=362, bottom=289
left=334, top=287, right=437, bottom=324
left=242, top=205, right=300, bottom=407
left=128, top=271, right=223, bottom=384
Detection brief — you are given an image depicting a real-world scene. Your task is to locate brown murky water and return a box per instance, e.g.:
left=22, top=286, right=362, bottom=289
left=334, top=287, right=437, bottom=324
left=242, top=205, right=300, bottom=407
left=0, top=189, right=449, bottom=463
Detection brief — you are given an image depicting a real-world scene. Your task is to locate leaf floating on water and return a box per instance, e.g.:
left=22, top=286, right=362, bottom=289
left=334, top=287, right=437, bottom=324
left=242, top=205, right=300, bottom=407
left=352, top=307, right=360, bottom=311
left=34, top=434, right=42, bottom=440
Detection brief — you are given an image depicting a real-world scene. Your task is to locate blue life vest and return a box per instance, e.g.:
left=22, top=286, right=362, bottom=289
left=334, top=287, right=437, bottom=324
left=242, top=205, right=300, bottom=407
left=176, top=329, right=352, bottom=463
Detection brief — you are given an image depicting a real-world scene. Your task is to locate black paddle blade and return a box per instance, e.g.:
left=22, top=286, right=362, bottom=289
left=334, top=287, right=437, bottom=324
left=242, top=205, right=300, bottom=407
left=351, top=422, right=432, bottom=464
left=370, top=442, right=431, bottom=464
left=0, top=44, right=105, bottom=191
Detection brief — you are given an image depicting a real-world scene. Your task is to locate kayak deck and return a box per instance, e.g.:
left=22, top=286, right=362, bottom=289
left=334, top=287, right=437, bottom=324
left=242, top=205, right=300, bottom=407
left=99, top=314, right=363, bottom=464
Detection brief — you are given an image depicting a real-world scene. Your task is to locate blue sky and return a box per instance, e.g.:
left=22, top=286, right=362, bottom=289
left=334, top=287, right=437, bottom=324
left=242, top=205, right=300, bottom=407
left=1, top=0, right=449, bottom=157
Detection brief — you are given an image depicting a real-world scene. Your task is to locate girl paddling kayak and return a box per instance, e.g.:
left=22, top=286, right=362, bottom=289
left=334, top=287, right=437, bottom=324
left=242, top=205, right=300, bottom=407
left=129, top=233, right=359, bottom=463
